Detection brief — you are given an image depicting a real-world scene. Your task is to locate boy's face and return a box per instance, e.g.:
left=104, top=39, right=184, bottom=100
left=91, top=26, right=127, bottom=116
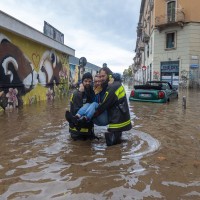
left=82, top=78, right=92, bottom=88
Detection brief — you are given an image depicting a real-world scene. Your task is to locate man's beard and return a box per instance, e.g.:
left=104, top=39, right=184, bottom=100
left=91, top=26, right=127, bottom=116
left=84, top=84, right=92, bottom=92
left=84, top=85, right=94, bottom=102
left=101, top=79, right=109, bottom=89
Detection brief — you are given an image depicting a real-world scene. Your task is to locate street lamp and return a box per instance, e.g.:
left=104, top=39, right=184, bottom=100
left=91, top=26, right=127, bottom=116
left=78, top=57, right=87, bottom=83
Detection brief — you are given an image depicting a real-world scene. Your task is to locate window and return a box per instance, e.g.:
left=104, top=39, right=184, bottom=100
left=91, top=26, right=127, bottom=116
left=166, top=32, right=176, bottom=49
left=162, top=83, right=170, bottom=90
left=167, top=1, right=176, bottom=22
left=147, top=44, right=149, bottom=57
left=150, top=37, right=152, bottom=54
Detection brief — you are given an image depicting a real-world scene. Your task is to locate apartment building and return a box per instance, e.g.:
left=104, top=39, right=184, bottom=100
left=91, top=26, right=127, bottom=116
left=133, top=0, right=200, bottom=88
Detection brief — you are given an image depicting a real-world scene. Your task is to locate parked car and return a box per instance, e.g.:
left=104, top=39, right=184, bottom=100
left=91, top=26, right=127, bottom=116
left=129, top=81, right=178, bottom=103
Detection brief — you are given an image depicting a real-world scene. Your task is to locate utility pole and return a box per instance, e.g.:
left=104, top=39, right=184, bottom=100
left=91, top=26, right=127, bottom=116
left=180, top=70, right=188, bottom=109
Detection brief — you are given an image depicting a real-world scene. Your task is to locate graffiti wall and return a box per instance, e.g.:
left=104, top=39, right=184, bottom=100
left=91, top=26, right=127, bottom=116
left=69, top=64, right=79, bottom=88
left=0, top=30, right=69, bottom=111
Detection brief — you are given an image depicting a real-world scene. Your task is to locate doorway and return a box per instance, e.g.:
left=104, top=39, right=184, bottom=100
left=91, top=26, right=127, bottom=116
left=160, top=61, right=179, bottom=88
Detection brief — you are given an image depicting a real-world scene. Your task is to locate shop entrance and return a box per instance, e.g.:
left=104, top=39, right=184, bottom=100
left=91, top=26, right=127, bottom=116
left=160, top=61, right=179, bottom=88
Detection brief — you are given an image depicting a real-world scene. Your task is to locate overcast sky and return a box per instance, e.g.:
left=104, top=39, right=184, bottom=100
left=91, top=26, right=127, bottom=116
left=1, top=0, right=141, bottom=73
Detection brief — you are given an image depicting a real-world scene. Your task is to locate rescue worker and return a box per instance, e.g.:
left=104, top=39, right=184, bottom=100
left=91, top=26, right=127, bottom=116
left=65, top=72, right=96, bottom=140
left=93, top=66, right=132, bottom=146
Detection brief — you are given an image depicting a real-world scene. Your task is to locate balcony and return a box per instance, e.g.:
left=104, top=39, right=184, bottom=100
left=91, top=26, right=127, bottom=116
left=142, top=32, right=150, bottom=43
left=137, top=23, right=143, bottom=36
left=134, top=57, right=142, bottom=67
left=138, top=41, right=145, bottom=51
left=134, top=61, right=141, bottom=66
left=155, top=10, right=185, bottom=31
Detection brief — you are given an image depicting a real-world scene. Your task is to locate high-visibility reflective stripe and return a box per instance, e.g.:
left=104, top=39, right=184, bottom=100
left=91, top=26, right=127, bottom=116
left=103, top=86, right=125, bottom=102
left=70, top=93, right=73, bottom=102
left=108, top=119, right=131, bottom=129
left=102, top=91, right=109, bottom=103
left=115, top=86, right=125, bottom=100
left=69, top=127, right=89, bottom=132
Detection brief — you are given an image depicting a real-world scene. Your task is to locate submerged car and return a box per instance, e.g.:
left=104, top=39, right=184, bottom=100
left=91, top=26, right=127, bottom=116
left=129, top=81, right=178, bottom=103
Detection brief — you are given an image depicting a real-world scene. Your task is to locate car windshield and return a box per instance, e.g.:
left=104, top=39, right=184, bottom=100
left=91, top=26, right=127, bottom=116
left=147, top=82, right=162, bottom=87
left=146, top=82, right=171, bottom=90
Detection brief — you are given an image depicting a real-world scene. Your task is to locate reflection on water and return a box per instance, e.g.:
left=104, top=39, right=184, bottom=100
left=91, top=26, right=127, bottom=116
left=0, top=86, right=200, bottom=200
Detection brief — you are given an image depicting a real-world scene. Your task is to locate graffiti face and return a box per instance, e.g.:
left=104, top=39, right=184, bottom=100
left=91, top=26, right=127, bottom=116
left=0, top=34, right=39, bottom=109
left=0, top=33, right=67, bottom=110
left=38, top=50, right=62, bottom=86
left=0, top=38, right=38, bottom=91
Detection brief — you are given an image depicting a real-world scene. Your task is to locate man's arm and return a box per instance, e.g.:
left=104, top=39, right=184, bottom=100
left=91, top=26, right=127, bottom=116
left=93, top=85, right=117, bottom=117
left=70, top=90, right=83, bottom=115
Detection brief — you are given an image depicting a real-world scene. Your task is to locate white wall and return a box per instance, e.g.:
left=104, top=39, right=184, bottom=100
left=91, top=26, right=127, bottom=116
left=153, top=23, right=200, bottom=73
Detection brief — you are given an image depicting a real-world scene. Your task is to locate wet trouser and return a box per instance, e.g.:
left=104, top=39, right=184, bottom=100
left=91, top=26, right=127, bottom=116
left=105, top=131, right=122, bottom=146
left=77, top=102, right=98, bottom=119
left=77, top=102, right=108, bottom=126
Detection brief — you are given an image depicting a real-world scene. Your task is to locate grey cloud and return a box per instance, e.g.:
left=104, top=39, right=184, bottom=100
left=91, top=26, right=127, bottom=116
left=55, top=0, right=140, bottom=51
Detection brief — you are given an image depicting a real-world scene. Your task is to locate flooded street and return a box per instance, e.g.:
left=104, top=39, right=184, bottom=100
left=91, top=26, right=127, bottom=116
left=0, top=84, right=200, bottom=200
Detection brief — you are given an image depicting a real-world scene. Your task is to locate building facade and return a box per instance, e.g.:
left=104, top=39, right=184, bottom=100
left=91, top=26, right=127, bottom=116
left=0, top=11, right=100, bottom=111
left=133, top=0, right=200, bottom=88
left=69, top=56, right=100, bottom=88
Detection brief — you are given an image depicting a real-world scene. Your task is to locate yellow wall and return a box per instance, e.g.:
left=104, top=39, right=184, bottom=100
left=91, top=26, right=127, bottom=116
left=0, top=29, right=69, bottom=110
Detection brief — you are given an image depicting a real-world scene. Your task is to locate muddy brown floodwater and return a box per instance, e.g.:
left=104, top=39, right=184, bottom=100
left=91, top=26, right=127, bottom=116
left=0, top=84, right=200, bottom=200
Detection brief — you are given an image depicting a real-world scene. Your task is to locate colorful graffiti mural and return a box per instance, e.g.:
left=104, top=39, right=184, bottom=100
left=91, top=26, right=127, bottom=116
left=69, top=64, right=86, bottom=88
left=69, top=64, right=79, bottom=88
left=0, top=33, right=69, bottom=110
left=153, top=71, right=160, bottom=81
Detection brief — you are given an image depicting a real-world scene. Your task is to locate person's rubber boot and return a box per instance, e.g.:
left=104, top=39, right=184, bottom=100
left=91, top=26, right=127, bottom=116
left=65, top=110, right=78, bottom=125
left=114, top=132, right=122, bottom=144
left=77, top=116, right=88, bottom=127
left=105, top=132, right=116, bottom=146
left=65, top=110, right=72, bottom=122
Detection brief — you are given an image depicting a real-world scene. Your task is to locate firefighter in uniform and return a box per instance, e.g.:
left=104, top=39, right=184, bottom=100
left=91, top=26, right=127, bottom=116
left=65, top=72, right=96, bottom=140
left=93, top=66, right=132, bottom=146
